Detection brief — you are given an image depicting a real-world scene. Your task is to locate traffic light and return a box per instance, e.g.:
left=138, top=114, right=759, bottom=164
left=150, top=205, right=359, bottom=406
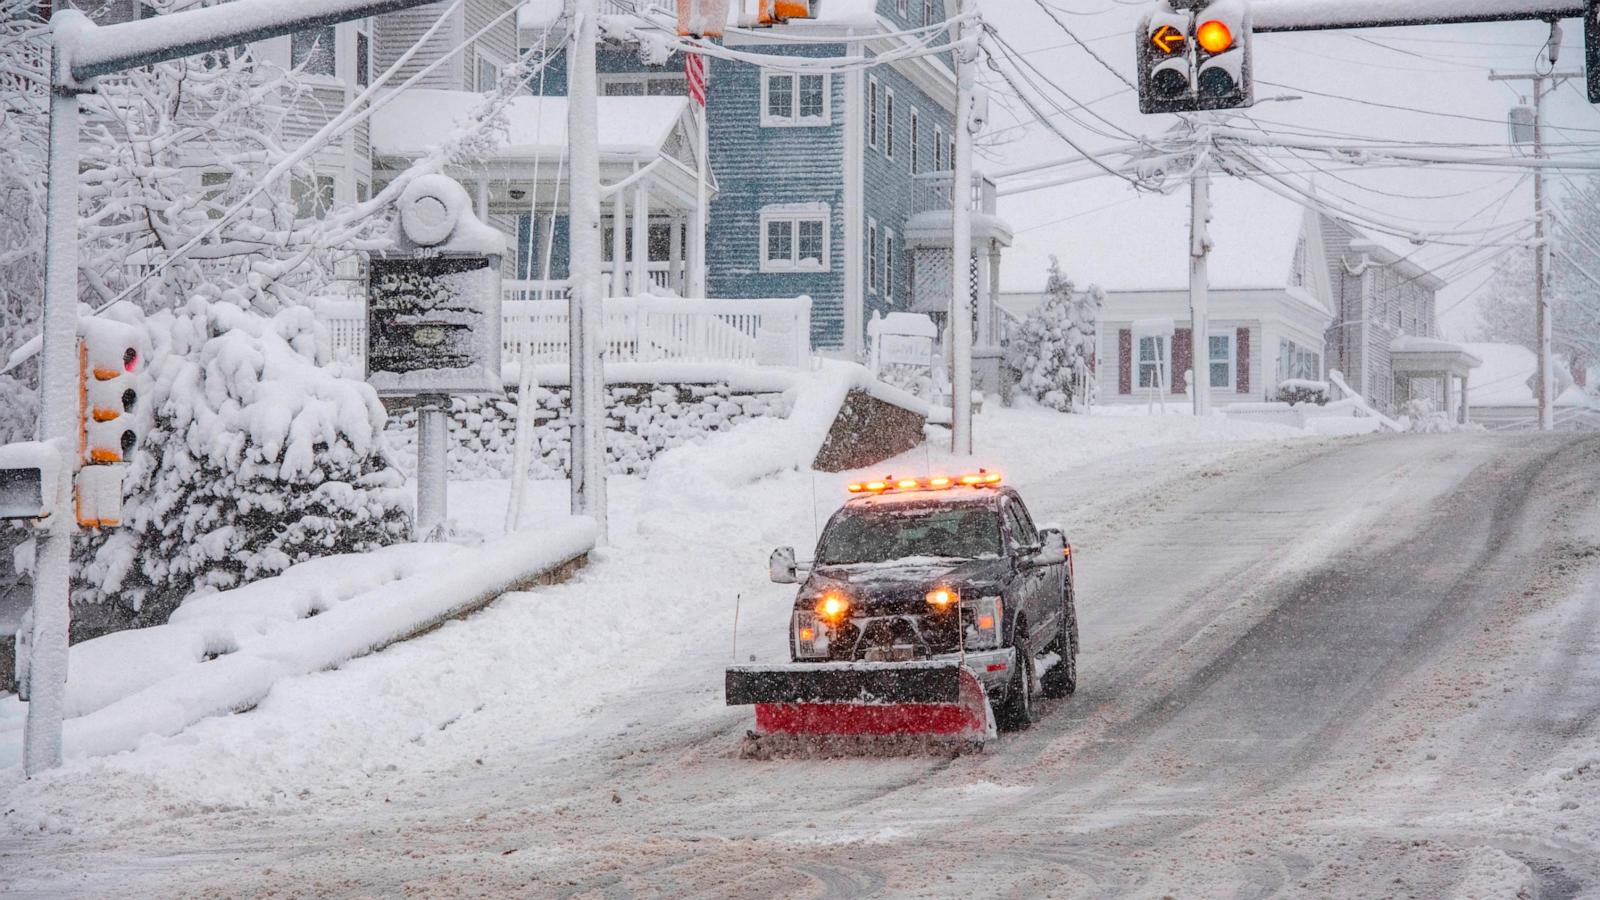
left=1138, top=6, right=1195, bottom=114
left=1137, top=0, right=1254, bottom=114
left=757, top=0, right=813, bottom=25
left=1194, top=0, right=1253, bottom=110
left=78, top=318, right=143, bottom=466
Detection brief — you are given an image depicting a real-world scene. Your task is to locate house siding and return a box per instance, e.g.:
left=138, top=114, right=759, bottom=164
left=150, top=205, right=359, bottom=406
left=375, top=2, right=466, bottom=91
left=464, top=0, right=519, bottom=89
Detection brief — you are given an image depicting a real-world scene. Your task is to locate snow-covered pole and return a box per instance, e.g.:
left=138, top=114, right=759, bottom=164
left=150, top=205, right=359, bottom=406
left=1535, top=76, right=1553, bottom=432
left=950, top=0, right=977, bottom=457
left=568, top=0, right=609, bottom=541
left=1189, top=143, right=1212, bottom=418
left=23, top=17, right=92, bottom=777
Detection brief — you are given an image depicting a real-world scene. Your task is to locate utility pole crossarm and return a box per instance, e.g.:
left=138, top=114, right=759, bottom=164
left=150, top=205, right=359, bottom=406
left=1251, top=0, right=1585, bottom=33
left=60, top=0, right=443, bottom=84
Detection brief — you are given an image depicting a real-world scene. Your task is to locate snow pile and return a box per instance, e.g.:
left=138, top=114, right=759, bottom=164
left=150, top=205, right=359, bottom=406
left=384, top=381, right=794, bottom=480
left=0, top=520, right=595, bottom=773
left=1010, top=257, right=1102, bottom=412
left=1398, top=398, right=1481, bottom=434
left=71, top=297, right=411, bottom=626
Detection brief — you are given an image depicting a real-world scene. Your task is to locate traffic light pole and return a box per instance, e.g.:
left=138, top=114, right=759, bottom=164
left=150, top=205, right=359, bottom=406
left=950, top=0, right=976, bottom=457
left=1491, top=69, right=1580, bottom=432
left=1189, top=154, right=1212, bottom=417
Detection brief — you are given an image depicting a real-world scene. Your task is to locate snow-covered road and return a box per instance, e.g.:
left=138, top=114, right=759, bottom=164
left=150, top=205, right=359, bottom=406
left=5, top=428, right=1600, bottom=898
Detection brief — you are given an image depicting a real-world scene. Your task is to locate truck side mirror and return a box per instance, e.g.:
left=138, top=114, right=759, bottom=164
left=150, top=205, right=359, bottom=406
left=1034, top=529, right=1067, bottom=568
left=769, top=546, right=799, bottom=584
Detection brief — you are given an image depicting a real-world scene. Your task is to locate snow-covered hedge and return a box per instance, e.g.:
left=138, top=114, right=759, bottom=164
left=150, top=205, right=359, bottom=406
left=70, top=298, right=411, bottom=627
left=384, top=382, right=795, bottom=479
left=1278, top=379, right=1330, bottom=406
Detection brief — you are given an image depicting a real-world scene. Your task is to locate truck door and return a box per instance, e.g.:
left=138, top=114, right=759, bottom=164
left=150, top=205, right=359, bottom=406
left=1002, top=498, right=1051, bottom=654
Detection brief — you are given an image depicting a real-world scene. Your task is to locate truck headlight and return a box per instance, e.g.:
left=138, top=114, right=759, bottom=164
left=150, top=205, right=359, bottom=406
left=794, top=610, right=829, bottom=658
left=964, top=596, right=1003, bottom=649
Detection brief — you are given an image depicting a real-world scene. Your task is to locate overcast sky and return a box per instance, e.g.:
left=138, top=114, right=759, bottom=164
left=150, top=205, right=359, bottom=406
left=980, top=2, right=1600, bottom=339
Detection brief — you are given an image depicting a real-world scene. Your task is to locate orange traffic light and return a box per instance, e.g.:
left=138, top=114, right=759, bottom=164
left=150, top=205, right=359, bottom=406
left=1196, top=20, right=1234, bottom=54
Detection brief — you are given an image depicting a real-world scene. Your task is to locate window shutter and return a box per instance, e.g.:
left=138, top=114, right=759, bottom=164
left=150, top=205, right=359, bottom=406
left=1236, top=328, right=1251, bottom=394
left=1172, top=328, right=1192, bottom=394
left=1118, top=329, right=1132, bottom=395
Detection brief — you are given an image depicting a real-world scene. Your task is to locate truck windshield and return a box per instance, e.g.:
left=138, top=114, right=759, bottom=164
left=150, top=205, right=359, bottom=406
left=816, top=505, right=1002, bottom=565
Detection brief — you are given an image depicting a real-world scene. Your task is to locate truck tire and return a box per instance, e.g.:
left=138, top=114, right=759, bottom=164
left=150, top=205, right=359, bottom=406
left=994, top=638, right=1039, bottom=731
left=1042, top=590, right=1078, bottom=699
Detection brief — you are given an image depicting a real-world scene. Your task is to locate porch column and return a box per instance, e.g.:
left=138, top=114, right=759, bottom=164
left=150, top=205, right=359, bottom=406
left=1460, top=374, right=1471, bottom=424
left=987, top=243, right=1002, bottom=347
left=668, top=214, right=685, bottom=295
left=475, top=174, right=490, bottom=222
left=1441, top=372, right=1453, bottom=419
left=975, top=241, right=992, bottom=349
left=611, top=189, right=627, bottom=299
left=631, top=180, right=650, bottom=298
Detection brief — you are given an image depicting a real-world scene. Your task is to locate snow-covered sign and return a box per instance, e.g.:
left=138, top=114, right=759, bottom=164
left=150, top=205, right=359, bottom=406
left=869, top=312, right=939, bottom=371
left=367, top=175, right=504, bottom=397
left=367, top=255, right=502, bottom=396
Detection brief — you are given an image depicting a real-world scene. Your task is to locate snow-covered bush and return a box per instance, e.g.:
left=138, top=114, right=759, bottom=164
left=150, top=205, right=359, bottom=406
left=1399, top=397, right=1480, bottom=434
left=1278, top=379, right=1329, bottom=406
left=1010, top=257, right=1102, bottom=412
left=72, top=297, right=409, bottom=626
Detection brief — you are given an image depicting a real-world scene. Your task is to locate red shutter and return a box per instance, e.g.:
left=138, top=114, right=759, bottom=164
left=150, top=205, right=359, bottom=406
left=1172, top=328, right=1192, bottom=394
left=1236, top=328, right=1251, bottom=394
left=1118, top=329, right=1132, bottom=395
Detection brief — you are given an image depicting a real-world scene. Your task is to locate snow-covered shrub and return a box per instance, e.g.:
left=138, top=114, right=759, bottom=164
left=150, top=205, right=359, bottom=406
left=72, top=297, right=409, bottom=626
left=1278, top=379, right=1329, bottom=406
left=1399, top=397, right=1480, bottom=434
left=1010, top=257, right=1102, bottom=412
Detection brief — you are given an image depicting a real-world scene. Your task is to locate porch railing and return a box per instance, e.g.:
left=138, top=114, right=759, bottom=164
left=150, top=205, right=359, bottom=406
left=318, top=295, right=813, bottom=372
left=911, top=171, right=999, bottom=217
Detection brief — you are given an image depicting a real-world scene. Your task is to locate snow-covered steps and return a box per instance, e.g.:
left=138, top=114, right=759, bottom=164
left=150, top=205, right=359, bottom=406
left=0, top=519, right=595, bottom=769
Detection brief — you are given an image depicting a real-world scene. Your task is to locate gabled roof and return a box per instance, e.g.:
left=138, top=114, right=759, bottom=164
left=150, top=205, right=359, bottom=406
left=372, top=91, right=692, bottom=163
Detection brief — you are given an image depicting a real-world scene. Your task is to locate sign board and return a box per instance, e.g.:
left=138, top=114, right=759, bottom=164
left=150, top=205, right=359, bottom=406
left=367, top=253, right=502, bottom=396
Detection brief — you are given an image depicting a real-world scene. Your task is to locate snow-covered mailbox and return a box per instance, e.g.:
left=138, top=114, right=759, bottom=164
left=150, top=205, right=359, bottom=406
left=368, top=175, right=506, bottom=539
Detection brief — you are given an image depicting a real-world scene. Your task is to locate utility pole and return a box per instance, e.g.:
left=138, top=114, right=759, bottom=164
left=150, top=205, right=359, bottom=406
left=1189, top=147, right=1212, bottom=417
left=950, top=0, right=977, bottom=456
left=568, top=0, right=608, bottom=539
left=1492, top=66, right=1581, bottom=432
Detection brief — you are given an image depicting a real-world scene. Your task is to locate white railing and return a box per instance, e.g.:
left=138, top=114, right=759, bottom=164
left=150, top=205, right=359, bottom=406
left=319, top=295, right=813, bottom=371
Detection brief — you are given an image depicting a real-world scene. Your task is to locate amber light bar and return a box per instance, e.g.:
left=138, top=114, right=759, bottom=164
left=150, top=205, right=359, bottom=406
left=847, top=469, right=1003, bottom=495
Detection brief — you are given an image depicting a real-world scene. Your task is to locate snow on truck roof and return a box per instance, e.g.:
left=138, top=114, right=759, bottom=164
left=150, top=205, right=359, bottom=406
left=371, top=91, right=690, bottom=162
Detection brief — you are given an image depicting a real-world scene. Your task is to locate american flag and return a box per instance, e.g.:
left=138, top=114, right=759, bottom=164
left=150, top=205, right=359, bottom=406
left=685, top=50, right=708, bottom=107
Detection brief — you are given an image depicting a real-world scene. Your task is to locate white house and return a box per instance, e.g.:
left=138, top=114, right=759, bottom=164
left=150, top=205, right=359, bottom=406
left=1001, top=179, right=1335, bottom=407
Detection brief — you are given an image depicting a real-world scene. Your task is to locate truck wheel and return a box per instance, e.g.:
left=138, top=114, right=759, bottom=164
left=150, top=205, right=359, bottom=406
left=1042, top=596, right=1078, bottom=699
left=995, top=642, right=1039, bottom=731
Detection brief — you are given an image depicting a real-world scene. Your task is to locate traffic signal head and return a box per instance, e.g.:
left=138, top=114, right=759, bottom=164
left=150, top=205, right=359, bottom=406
left=78, top=318, right=144, bottom=466
left=1138, top=7, right=1195, bottom=114
left=1194, top=0, right=1253, bottom=110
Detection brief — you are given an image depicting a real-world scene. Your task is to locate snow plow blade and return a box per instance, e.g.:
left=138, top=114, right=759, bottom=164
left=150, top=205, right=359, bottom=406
left=726, top=661, right=995, bottom=753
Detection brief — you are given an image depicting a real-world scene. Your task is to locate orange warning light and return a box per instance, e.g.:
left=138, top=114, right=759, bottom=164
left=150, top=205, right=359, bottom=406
left=1196, top=20, right=1233, bottom=54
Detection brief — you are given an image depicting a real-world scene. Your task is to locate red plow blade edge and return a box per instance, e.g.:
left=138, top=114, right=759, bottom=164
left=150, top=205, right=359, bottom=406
left=726, top=661, right=995, bottom=745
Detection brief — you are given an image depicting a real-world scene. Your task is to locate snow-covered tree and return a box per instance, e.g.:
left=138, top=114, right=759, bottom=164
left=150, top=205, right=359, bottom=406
left=72, top=296, right=410, bottom=628
left=1011, top=257, right=1102, bottom=412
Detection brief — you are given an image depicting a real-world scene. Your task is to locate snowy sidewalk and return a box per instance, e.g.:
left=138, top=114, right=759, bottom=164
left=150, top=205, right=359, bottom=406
left=0, top=518, right=595, bottom=769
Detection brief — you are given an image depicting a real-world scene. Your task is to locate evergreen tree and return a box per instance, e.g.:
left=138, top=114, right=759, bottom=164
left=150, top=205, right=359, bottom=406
left=1012, top=257, right=1102, bottom=412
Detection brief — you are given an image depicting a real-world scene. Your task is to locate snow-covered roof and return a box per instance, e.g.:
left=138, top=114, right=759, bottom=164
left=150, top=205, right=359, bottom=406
left=1390, top=335, right=1476, bottom=359
left=520, top=0, right=881, bottom=31
left=1012, top=177, right=1307, bottom=294
left=1461, top=342, right=1589, bottom=408
left=371, top=91, right=689, bottom=162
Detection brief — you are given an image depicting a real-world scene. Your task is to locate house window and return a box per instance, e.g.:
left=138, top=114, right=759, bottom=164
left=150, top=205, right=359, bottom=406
left=1277, top=339, right=1321, bottom=383
left=1138, top=335, right=1168, bottom=389
left=910, top=108, right=920, bottom=173
left=868, top=77, right=880, bottom=148
left=356, top=180, right=371, bottom=204
left=762, top=71, right=827, bottom=125
left=897, top=0, right=909, bottom=15
left=884, top=228, right=895, bottom=302
left=867, top=218, right=879, bottom=293
left=200, top=171, right=230, bottom=220
left=1207, top=332, right=1235, bottom=389
left=760, top=206, right=830, bottom=272
left=924, top=0, right=935, bottom=27
left=291, top=25, right=336, bottom=78
left=884, top=89, right=896, bottom=159
left=356, top=30, right=371, bottom=87
left=477, top=51, right=503, bottom=92
left=934, top=125, right=944, bottom=170
left=292, top=174, right=336, bottom=220
left=949, top=136, right=957, bottom=170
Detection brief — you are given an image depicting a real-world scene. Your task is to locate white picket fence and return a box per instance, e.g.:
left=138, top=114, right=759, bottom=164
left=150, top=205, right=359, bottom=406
left=318, top=295, right=813, bottom=373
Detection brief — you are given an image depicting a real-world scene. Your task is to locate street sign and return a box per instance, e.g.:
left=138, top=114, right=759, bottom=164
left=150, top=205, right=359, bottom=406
left=366, top=254, right=502, bottom=397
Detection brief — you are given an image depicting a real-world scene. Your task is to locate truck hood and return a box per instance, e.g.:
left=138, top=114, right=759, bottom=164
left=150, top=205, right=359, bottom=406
left=803, top=556, right=1010, bottom=613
